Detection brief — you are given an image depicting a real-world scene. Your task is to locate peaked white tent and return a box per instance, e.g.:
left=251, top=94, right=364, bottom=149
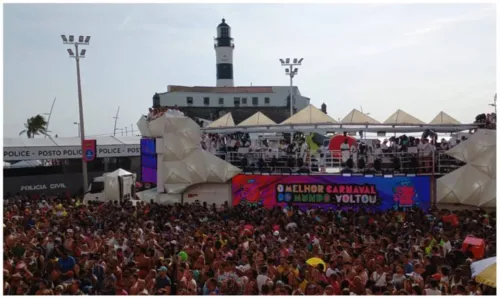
left=429, top=111, right=461, bottom=125
left=383, top=109, right=425, bottom=125
left=206, top=113, right=235, bottom=128
left=238, top=112, right=276, bottom=126
left=341, top=109, right=380, bottom=124
left=437, top=130, right=496, bottom=208
left=281, top=104, right=337, bottom=125
left=103, top=168, right=136, bottom=203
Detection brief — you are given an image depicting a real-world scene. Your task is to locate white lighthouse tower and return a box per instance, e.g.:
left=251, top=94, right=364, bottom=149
left=214, top=18, right=234, bottom=87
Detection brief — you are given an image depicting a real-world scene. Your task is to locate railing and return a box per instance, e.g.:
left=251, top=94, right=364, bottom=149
left=217, top=149, right=464, bottom=175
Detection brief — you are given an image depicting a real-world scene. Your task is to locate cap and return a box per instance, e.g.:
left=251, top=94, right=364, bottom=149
left=158, top=266, right=168, bottom=272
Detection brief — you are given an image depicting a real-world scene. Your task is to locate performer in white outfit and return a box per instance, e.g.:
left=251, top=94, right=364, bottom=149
left=340, top=139, right=350, bottom=165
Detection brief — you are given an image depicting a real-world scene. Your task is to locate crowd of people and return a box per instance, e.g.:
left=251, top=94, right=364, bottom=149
left=3, top=195, right=496, bottom=296
left=200, top=131, right=466, bottom=175
left=146, top=106, right=184, bottom=122
left=474, top=112, right=496, bottom=130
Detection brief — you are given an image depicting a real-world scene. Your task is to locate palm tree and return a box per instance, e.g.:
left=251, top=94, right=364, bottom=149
left=19, top=114, right=49, bottom=138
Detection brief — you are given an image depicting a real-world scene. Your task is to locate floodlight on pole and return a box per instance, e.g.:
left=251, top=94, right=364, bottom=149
left=61, top=34, right=91, bottom=191
left=279, top=57, right=303, bottom=142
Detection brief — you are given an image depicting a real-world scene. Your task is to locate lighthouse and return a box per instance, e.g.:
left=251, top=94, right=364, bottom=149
left=214, top=18, right=234, bottom=87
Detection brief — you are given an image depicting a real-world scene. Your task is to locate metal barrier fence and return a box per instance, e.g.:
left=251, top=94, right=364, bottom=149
left=218, top=149, right=464, bottom=175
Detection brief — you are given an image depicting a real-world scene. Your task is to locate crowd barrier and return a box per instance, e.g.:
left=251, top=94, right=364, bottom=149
left=217, top=149, right=463, bottom=175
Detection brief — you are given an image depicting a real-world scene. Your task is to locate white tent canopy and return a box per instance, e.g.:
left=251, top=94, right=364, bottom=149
left=436, top=129, right=496, bottom=208
left=341, top=109, right=380, bottom=124
left=429, top=111, right=461, bottom=125
left=281, top=104, right=337, bottom=125
left=206, top=112, right=235, bottom=128
left=384, top=109, right=425, bottom=125
left=105, top=168, right=133, bottom=177
left=238, top=112, right=276, bottom=126
left=10, top=160, right=43, bottom=168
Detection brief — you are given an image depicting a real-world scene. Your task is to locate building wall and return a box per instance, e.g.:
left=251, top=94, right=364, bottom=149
left=181, top=106, right=297, bottom=124
left=158, top=86, right=310, bottom=111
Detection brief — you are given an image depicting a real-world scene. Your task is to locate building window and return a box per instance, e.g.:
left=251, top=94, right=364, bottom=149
left=186, top=97, right=193, bottom=105
left=234, top=97, right=240, bottom=106
left=252, top=97, right=259, bottom=106
left=218, top=98, right=224, bottom=105
left=203, top=97, right=210, bottom=105
left=242, top=97, right=247, bottom=105
left=264, top=97, right=270, bottom=104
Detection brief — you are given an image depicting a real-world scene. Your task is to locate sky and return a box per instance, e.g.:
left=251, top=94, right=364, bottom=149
left=3, top=3, right=497, bottom=138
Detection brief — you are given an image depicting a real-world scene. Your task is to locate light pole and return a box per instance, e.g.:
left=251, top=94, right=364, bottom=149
left=73, top=122, right=80, bottom=137
left=280, top=57, right=303, bottom=143
left=61, top=34, right=91, bottom=191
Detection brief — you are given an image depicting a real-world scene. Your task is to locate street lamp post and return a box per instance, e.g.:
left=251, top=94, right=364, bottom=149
left=280, top=57, right=303, bottom=143
left=61, top=34, right=91, bottom=191
left=73, top=122, right=80, bottom=137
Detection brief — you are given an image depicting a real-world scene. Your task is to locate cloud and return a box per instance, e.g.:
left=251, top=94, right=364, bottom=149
left=357, top=39, right=419, bottom=56
left=404, top=6, right=495, bottom=36
left=117, top=15, right=131, bottom=30
left=404, top=25, right=441, bottom=36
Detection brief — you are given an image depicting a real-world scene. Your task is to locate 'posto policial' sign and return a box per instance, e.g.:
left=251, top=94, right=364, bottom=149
left=4, top=145, right=141, bottom=161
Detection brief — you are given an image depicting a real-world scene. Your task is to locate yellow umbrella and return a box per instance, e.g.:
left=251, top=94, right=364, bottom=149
left=471, top=257, right=496, bottom=288
left=306, top=257, right=326, bottom=272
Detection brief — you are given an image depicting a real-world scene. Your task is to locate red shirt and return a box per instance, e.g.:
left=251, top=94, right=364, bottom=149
left=331, top=281, right=341, bottom=295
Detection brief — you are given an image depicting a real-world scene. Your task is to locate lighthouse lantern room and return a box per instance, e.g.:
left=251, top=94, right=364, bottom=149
left=214, top=18, right=234, bottom=87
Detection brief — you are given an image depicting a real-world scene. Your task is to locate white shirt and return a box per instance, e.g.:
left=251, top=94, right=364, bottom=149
left=371, top=271, right=387, bottom=287
left=340, top=143, right=350, bottom=162
left=425, top=288, right=442, bottom=295
left=257, top=274, right=271, bottom=293
left=442, top=241, right=452, bottom=256
left=423, top=143, right=434, bottom=157
left=300, top=143, right=308, bottom=159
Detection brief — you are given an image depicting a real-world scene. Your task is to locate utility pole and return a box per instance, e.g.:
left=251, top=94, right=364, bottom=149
left=130, top=124, right=134, bottom=136
left=44, top=97, right=57, bottom=138
left=113, top=106, right=120, bottom=136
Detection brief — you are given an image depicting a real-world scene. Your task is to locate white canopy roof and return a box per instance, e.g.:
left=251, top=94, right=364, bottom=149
left=238, top=112, right=276, bottom=126
left=9, top=160, right=43, bottom=168
left=105, top=168, right=133, bottom=177
left=436, top=129, right=496, bottom=208
left=429, top=111, right=461, bottom=125
left=281, top=104, right=337, bottom=125
left=206, top=112, right=235, bottom=128
left=383, top=109, right=425, bottom=125
left=341, top=109, right=380, bottom=124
